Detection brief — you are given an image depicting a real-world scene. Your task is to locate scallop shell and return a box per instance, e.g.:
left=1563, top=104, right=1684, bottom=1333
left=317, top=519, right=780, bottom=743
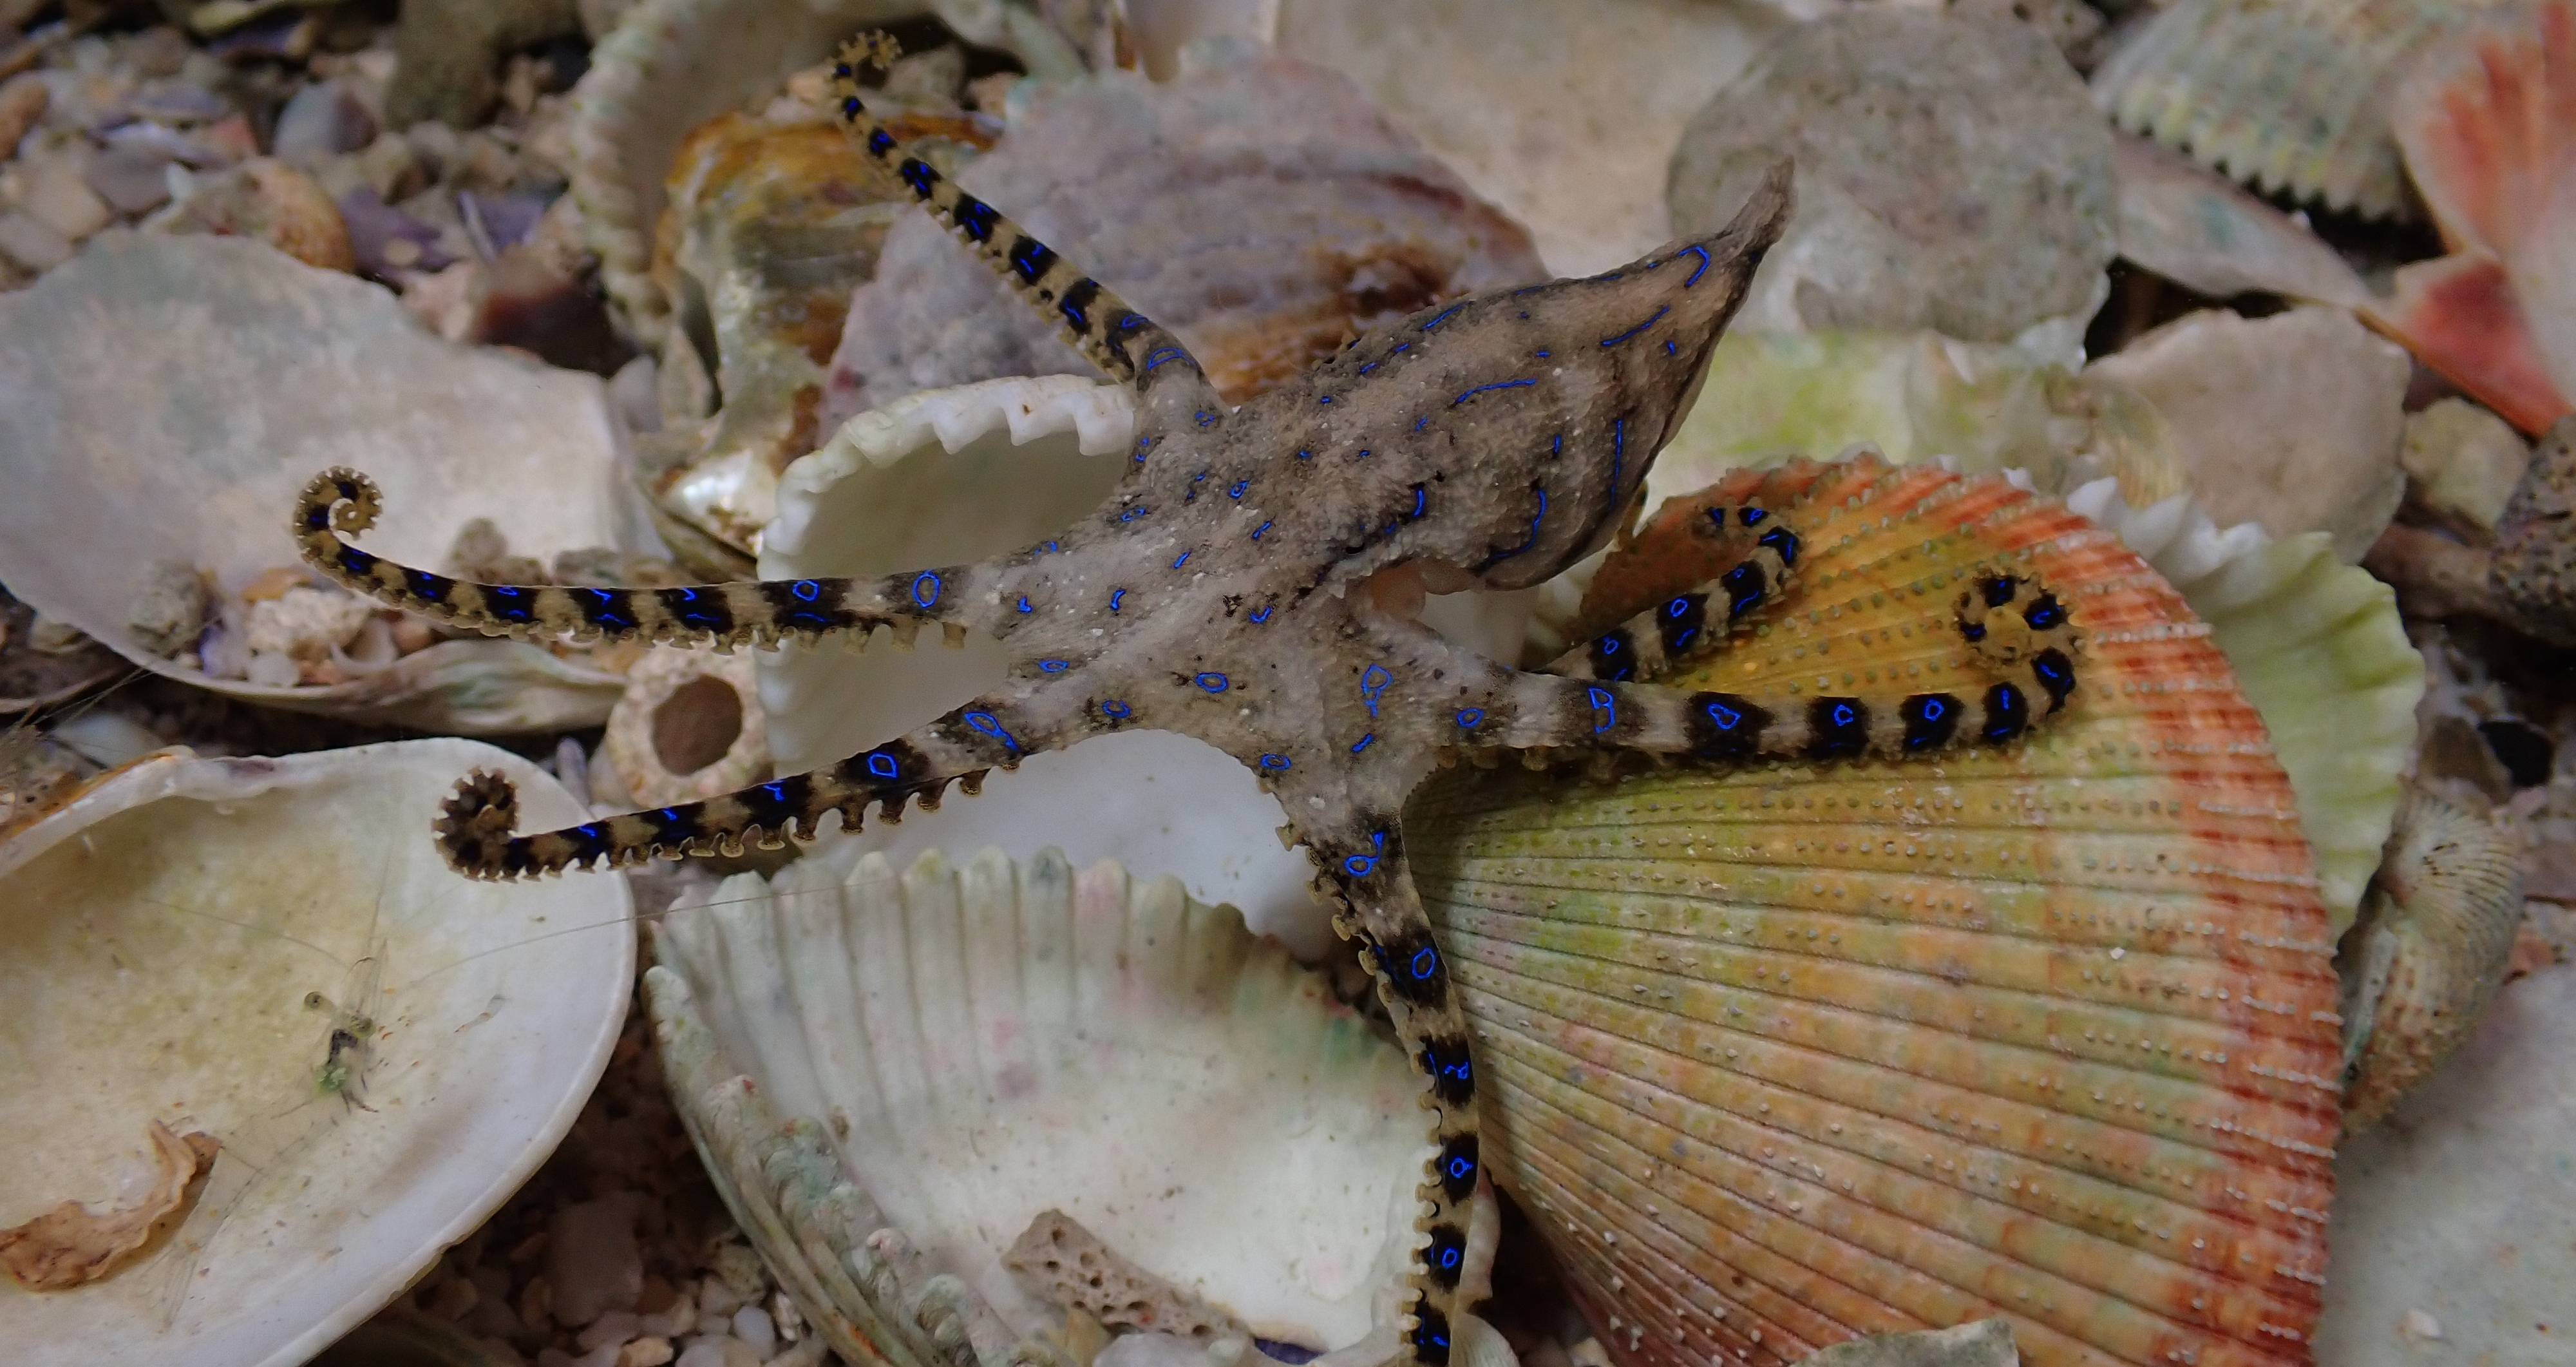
left=2090, top=0, right=2505, bottom=221
left=2337, top=786, right=2524, bottom=1128
left=1409, top=457, right=2342, bottom=1367
left=0, top=233, right=636, bottom=732
left=642, top=843, right=1437, bottom=1361
left=0, top=740, right=631, bottom=1367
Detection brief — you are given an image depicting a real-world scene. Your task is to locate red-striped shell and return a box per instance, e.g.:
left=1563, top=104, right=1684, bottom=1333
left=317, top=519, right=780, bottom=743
left=1409, top=457, right=2340, bottom=1367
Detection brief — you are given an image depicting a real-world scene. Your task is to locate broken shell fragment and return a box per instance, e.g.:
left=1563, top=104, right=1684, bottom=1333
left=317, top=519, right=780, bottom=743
left=2488, top=415, right=2576, bottom=642
left=0, top=233, right=638, bottom=732
left=1411, top=457, right=2343, bottom=1366
left=0, top=740, right=630, bottom=1367
left=603, top=647, right=770, bottom=808
left=0, top=1123, right=218, bottom=1292
left=2109, top=134, right=2372, bottom=310
left=2338, top=786, right=2524, bottom=1129
left=644, top=845, right=1432, bottom=1360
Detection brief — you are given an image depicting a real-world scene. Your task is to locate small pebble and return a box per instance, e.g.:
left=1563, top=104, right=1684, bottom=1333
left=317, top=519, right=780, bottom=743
left=0, top=73, right=47, bottom=162
left=84, top=142, right=176, bottom=215
left=728, top=1305, right=775, bottom=1359
left=696, top=1276, right=743, bottom=1318
left=0, top=211, right=72, bottom=272
left=270, top=79, right=376, bottom=164
left=19, top=153, right=115, bottom=242
left=547, top=1192, right=646, bottom=1328
left=243, top=651, right=303, bottom=688
left=618, top=1339, right=675, bottom=1367
left=428, top=1272, right=480, bottom=1320
left=578, top=1308, right=641, bottom=1352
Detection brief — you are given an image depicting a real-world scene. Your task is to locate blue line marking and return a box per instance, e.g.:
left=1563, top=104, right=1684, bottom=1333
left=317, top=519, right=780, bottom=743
left=1679, top=244, right=1710, bottom=286
left=1453, top=378, right=1536, bottom=406
left=1195, top=410, right=1217, bottom=427
left=1227, top=480, right=1249, bottom=499
left=1358, top=362, right=1376, bottom=375
left=1248, top=604, right=1273, bottom=624
left=1251, top=521, right=1272, bottom=541
left=1665, top=340, right=1678, bottom=356
left=1422, top=305, right=1464, bottom=331
left=1173, top=551, right=1191, bottom=569
left=1109, top=589, right=1126, bottom=612
left=1600, top=305, right=1669, bottom=348
left=1016, top=596, right=1032, bottom=613
left=1350, top=733, right=1374, bottom=754
left=1532, top=349, right=1550, bottom=358
left=1295, top=449, right=1312, bottom=460
left=1318, top=395, right=1334, bottom=405
left=1144, top=347, right=1187, bottom=371
left=1611, top=417, right=1625, bottom=493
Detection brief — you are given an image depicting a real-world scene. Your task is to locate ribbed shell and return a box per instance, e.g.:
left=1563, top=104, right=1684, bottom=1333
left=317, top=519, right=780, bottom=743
left=2091, top=0, right=2505, bottom=220
left=1408, top=459, right=2341, bottom=1367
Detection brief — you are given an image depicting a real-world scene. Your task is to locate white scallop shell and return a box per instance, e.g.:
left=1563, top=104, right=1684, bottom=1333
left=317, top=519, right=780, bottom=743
left=645, top=843, right=1435, bottom=1358
left=0, top=233, right=639, bottom=732
left=0, top=740, right=632, bottom=1367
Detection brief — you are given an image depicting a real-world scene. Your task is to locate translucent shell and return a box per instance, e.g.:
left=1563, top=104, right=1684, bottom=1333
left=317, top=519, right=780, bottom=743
left=1410, top=459, right=2341, bottom=1367
left=2091, top=0, right=2504, bottom=221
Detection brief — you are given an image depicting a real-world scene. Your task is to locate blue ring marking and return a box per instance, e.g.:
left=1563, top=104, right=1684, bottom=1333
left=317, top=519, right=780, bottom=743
left=1408, top=946, right=1438, bottom=980
left=1359, top=664, right=1390, bottom=717
left=1421, top=304, right=1464, bottom=331
left=1830, top=701, right=1858, bottom=728
left=1920, top=696, right=1946, bottom=719
left=1600, top=305, right=1670, bottom=348
left=1195, top=409, right=1217, bottom=427
left=1113, top=312, right=1148, bottom=334
left=1195, top=672, right=1229, bottom=693
left=1259, top=754, right=1291, bottom=770
left=1350, top=733, right=1374, bottom=754
left=1598, top=636, right=1622, bottom=656
left=1679, top=244, right=1710, bottom=286
left=1118, top=505, right=1149, bottom=522
left=1143, top=347, right=1187, bottom=371
left=1227, top=479, right=1249, bottom=499
left=1456, top=707, right=1484, bottom=728
left=1109, top=589, right=1126, bottom=612
left=1667, top=597, right=1694, bottom=618
left=1248, top=604, right=1274, bottom=624
left=1707, top=699, right=1745, bottom=729
left=963, top=710, right=1019, bottom=750
left=1173, top=551, right=1190, bottom=569
left=1433, top=1245, right=1462, bottom=1272
left=1344, top=854, right=1378, bottom=875
left=1101, top=699, right=1132, bottom=719
left=1250, top=521, right=1272, bottom=541
left=909, top=571, right=941, bottom=608
left=1452, top=378, right=1536, bottom=406
left=1444, top=1153, right=1474, bottom=1180
left=791, top=580, right=821, bottom=602
left=1038, top=658, right=1069, bottom=673
left=1016, top=596, right=1033, bottom=614
left=1589, top=685, right=1617, bottom=733
left=866, top=752, right=900, bottom=779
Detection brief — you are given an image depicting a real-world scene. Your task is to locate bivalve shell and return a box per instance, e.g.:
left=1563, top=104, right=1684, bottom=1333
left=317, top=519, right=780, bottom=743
left=1410, top=457, right=2342, bottom=1367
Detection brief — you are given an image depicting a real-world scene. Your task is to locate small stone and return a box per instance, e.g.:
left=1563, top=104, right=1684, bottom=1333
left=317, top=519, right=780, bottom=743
left=83, top=144, right=176, bottom=216
left=428, top=1271, right=480, bottom=1320
left=0, top=73, right=46, bottom=162
left=2400, top=1308, right=2443, bottom=1340
left=728, top=1306, right=774, bottom=1359
left=547, top=1192, right=645, bottom=1328
left=0, top=211, right=73, bottom=273
left=618, top=1339, right=674, bottom=1367
left=124, top=559, right=209, bottom=658
left=246, top=586, right=371, bottom=662
left=2403, top=398, right=2532, bottom=537
left=520, top=1273, right=556, bottom=1332
left=243, top=650, right=302, bottom=688
left=769, top=1293, right=800, bottom=1343
left=709, top=1244, right=766, bottom=1304
left=694, top=1277, right=743, bottom=1318
left=271, top=79, right=377, bottom=166
left=161, top=158, right=358, bottom=273
left=20, top=154, right=116, bottom=242
left=389, top=615, right=441, bottom=655
left=578, top=1308, right=642, bottom=1352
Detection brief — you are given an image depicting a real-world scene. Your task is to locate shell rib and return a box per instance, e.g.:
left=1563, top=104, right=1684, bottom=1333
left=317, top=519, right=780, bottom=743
left=1409, top=458, right=2340, bottom=1367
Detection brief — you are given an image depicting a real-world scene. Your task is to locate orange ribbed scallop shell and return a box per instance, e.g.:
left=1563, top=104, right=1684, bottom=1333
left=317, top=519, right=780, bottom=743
left=1408, top=457, right=2340, bottom=1367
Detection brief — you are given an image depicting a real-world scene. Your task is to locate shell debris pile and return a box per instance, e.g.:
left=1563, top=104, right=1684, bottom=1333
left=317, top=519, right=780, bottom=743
left=2, top=3, right=2575, bottom=1367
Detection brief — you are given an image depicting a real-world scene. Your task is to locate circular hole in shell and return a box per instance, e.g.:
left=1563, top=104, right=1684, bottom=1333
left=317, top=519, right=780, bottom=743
left=653, top=674, right=744, bottom=776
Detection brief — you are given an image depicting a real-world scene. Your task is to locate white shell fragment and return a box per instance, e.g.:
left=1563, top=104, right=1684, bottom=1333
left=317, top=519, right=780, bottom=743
left=2110, top=134, right=2372, bottom=309
left=0, top=233, right=640, bottom=732
left=0, top=740, right=632, bottom=1367
left=2087, top=307, right=2413, bottom=562
left=645, top=845, right=1431, bottom=1357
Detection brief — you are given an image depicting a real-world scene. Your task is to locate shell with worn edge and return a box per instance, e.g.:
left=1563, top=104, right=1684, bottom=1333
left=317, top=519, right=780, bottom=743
left=0, top=233, right=636, bottom=732
left=1410, top=456, right=2342, bottom=1367
left=642, top=843, right=1454, bottom=1363
left=0, top=740, right=631, bottom=1367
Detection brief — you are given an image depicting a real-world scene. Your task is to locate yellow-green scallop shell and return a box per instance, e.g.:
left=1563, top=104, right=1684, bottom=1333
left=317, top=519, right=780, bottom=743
left=1411, top=458, right=2340, bottom=1367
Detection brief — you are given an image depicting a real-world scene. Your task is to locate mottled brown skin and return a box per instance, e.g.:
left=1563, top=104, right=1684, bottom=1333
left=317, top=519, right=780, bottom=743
left=293, top=39, right=2085, bottom=1365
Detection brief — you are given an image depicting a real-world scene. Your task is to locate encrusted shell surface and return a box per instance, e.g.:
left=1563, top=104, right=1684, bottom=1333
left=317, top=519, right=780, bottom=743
left=0, top=233, right=636, bottom=732
left=601, top=646, right=771, bottom=808
left=2090, top=0, right=2504, bottom=221
left=0, top=740, right=630, bottom=1367
left=1409, top=458, right=2343, bottom=1367
left=643, top=844, right=1433, bottom=1358
left=820, top=43, right=1544, bottom=419
left=2336, top=785, right=2524, bottom=1128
